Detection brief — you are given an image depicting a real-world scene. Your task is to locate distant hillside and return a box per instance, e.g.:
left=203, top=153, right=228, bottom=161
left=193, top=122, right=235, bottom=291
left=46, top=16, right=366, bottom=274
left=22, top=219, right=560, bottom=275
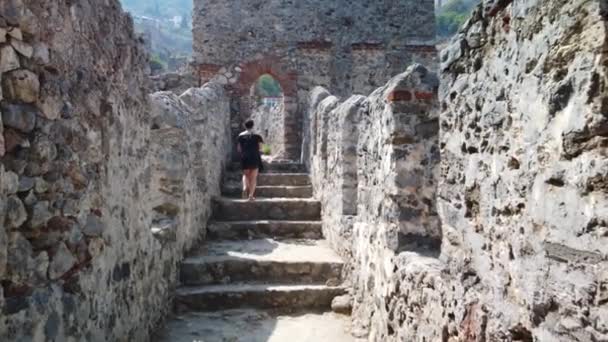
left=120, top=0, right=193, bottom=73
left=437, top=0, right=479, bottom=38
left=121, top=0, right=192, bottom=18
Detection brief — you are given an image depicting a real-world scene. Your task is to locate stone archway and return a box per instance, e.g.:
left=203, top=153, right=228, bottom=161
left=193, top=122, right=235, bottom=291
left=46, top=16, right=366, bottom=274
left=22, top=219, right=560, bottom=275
left=247, top=74, right=285, bottom=158
left=229, top=58, right=300, bottom=161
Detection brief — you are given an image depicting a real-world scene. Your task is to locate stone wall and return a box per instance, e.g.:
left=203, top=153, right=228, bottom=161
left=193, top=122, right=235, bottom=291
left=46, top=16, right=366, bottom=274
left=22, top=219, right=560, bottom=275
left=0, top=1, right=231, bottom=341
left=150, top=63, right=200, bottom=95
left=438, top=0, right=608, bottom=340
left=193, top=0, right=436, bottom=96
left=147, top=85, right=231, bottom=248
left=193, top=0, right=437, bottom=161
left=250, top=101, right=287, bottom=159
left=306, top=64, right=441, bottom=339
left=309, top=0, right=608, bottom=341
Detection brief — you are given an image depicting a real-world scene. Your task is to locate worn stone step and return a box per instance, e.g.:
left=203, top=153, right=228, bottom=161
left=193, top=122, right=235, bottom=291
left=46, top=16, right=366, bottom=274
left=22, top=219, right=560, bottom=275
left=175, top=283, right=346, bottom=311
left=208, top=220, right=323, bottom=240
left=222, top=185, right=313, bottom=198
left=212, top=198, right=321, bottom=221
left=154, top=309, right=358, bottom=342
left=181, top=239, right=343, bottom=286
left=227, top=162, right=305, bottom=173
left=225, top=173, right=311, bottom=186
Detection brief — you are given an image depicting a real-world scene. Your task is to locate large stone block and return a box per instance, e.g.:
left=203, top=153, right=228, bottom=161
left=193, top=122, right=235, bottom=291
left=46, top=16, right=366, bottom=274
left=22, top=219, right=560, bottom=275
left=10, top=38, right=32, bottom=58
left=0, top=45, right=20, bottom=73
left=2, top=69, right=40, bottom=103
left=0, top=102, right=37, bottom=132
left=0, top=27, right=7, bottom=43
left=48, top=242, right=76, bottom=280
left=5, top=195, right=26, bottom=228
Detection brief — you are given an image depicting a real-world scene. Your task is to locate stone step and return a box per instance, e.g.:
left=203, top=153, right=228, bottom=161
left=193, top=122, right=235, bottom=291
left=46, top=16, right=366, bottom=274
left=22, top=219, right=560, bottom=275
left=221, top=185, right=313, bottom=198
left=180, top=239, right=343, bottom=286
left=175, top=283, right=346, bottom=311
left=227, top=162, right=305, bottom=173
left=225, top=173, right=311, bottom=186
left=154, top=309, right=359, bottom=342
left=208, top=220, right=323, bottom=240
left=212, top=198, right=321, bottom=221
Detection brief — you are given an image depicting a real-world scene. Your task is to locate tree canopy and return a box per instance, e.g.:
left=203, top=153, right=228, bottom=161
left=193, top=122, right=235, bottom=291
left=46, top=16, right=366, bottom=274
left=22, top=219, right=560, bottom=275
left=255, top=75, right=283, bottom=98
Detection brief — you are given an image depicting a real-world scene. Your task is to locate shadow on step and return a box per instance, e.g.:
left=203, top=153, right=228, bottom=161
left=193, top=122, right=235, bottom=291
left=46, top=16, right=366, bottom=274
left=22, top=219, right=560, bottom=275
left=180, top=239, right=344, bottom=287
left=187, top=238, right=281, bottom=257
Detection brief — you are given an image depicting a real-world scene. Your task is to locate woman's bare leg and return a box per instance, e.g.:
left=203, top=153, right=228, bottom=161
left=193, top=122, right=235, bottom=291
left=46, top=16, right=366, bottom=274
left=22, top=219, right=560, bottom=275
left=248, top=168, right=259, bottom=200
left=244, top=169, right=254, bottom=200
left=242, top=170, right=249, bottom=199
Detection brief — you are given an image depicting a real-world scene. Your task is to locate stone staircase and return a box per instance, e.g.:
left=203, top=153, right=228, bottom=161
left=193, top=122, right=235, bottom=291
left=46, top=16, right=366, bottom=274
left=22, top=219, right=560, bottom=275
left=156, top=163, right=353, bottom=341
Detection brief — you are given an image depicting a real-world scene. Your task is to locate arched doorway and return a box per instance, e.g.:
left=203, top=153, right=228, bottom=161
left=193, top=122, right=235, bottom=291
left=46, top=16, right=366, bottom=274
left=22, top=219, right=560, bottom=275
left=229, top=58, right=300, bottom=162
left=248, top=74, right=285, bottom=159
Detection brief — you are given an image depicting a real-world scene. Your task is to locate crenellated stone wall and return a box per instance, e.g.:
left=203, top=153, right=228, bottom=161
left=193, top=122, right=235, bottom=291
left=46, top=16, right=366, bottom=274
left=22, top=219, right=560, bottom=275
left=0, top=1, right=232, bottom=341
left=307, top=64, right=441, bottom=340
left=193, top=0, right=437, bottom=161
left=308, top=88, right=361, bottom=258
left=2, top=0, right=607, bottom=340
left=308, top=0, right=608, bottom=341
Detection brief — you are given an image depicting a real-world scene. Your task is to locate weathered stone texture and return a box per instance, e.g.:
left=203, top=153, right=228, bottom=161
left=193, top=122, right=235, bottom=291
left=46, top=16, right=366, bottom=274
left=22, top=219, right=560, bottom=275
left=436, top=0, right=608, bottom=340
left=193, top=0, right=437, bottom=161
left=150, top=63, right=200, bottom=95
left=307, top=64, right=441, bottom=340
left=148, top=84, right=231, bottom=248
left=308, top=0, right=608, bottom=339
left=250, top=100, right=287, bottom=158
left=0, top=1, right=232, bottom=341
left=309, top=0, right=608, bottom=341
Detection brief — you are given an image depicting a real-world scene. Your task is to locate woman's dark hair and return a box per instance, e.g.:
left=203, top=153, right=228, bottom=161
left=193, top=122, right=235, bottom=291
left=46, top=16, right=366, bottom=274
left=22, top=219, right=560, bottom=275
left=245, top=119, right=255, bottom=129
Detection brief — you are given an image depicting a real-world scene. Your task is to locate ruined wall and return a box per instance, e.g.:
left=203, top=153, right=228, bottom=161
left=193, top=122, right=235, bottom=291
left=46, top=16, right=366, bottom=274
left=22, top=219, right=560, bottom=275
left=438, top=0, right=608, bottom=340
left=193, top=0, right=436, bottom=95
left=147, top=85, right=231, bottom=248
left=307, top=64, right=441, bottom=340
left=0, top=1, right=231, bottom=341
left=309, top=0, right=608, bottom=341
left=193, top=0, right=437, bottom=161
left=307, top=88, right=365, bottom=257
left=150, top=63, right=201, bottom=95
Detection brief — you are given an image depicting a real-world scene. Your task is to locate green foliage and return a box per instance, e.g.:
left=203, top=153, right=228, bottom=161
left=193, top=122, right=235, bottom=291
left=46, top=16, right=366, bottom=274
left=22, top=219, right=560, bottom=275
left=149, top=54, right=167, bottom=72
left=436, top=0, right=478, bottom=37
left=261, top=144, right=272, bottom=156
left=442, top=0, right=473, bottom=13
left=437, top=12, right=469, bottom=37
left=256, top=75, right=283, bottom=98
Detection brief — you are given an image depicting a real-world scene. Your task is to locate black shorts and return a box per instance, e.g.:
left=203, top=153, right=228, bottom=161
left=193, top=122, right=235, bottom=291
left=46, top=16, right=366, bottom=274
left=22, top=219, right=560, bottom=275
left=241, top=154, right=263, bottom=171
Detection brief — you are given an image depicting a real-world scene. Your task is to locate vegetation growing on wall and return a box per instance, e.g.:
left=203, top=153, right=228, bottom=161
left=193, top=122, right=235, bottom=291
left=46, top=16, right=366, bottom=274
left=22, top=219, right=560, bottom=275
left=436, top=0, right=478, bottom=37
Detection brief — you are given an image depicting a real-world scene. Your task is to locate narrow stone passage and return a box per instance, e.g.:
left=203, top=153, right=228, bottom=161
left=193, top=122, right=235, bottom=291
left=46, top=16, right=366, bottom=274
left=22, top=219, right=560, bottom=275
left=155, top=162, right=355, bottom=341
